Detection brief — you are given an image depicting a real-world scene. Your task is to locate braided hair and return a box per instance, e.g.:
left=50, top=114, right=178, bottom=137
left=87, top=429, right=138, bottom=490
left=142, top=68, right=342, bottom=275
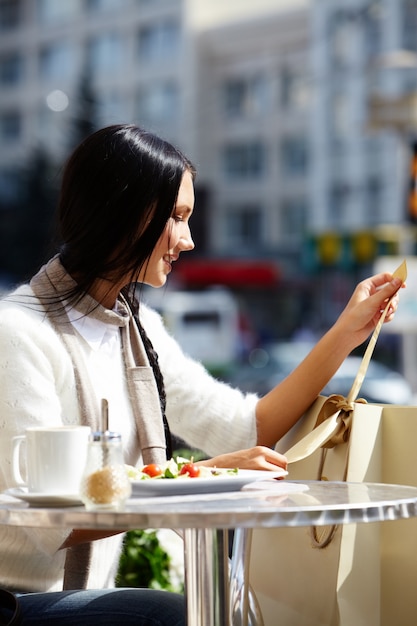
left=135, top=316, right=173, bottom=460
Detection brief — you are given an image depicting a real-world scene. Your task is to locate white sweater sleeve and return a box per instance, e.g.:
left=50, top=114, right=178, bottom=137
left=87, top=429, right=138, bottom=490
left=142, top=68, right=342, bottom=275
left=0, top=296, right=80, bottom=558
left=140, top=304, right=259, bottom=456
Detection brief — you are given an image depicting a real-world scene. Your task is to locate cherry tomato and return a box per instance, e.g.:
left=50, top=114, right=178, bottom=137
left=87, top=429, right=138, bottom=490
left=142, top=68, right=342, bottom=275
left=179, top=463, right=200, bottom=478
left=142, top=463, right=162, bottom=478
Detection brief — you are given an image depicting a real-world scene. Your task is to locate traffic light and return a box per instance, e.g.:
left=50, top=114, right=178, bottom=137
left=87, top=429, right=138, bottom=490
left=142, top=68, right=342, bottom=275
left=407, top=139, right=417, bottom=223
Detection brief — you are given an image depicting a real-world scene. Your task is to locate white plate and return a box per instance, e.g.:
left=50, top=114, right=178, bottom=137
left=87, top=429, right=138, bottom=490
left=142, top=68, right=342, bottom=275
left=130, top=468, right=288, bottom=497
left=4, top=488, right=82, bottom=507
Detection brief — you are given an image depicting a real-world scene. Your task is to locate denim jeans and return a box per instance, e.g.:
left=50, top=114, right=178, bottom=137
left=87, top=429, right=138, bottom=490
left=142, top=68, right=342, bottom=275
left=15, top=588, right=185, bottom=626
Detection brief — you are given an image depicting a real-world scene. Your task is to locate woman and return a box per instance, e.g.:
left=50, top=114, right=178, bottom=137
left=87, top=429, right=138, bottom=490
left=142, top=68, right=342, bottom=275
left=0, top=124, right=402, bottom=625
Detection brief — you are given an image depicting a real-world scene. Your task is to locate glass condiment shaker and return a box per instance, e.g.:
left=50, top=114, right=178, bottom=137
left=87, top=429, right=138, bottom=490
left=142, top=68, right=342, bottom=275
left=80, top=430, right=132, bottom=511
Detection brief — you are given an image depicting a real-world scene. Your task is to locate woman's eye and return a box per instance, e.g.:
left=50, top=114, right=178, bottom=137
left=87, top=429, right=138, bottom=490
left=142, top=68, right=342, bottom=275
left=173, top=214, right=183, bottom=222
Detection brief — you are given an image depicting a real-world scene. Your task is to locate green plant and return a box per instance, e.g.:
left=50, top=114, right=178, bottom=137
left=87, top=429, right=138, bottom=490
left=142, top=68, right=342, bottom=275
left=116, top=529, right=181, bottom=592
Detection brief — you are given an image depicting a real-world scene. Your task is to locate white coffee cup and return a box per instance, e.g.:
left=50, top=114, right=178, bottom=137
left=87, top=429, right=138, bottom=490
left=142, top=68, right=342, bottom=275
left=12, top=425, right=91, bottom=494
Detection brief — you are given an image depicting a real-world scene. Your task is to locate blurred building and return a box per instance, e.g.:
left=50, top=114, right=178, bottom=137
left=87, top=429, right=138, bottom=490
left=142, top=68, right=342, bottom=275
left=0, top=0, right=416, bottom=337
left=0, top=0, right=307, bottom=207
left=0, top=0, right=196, bottom=170
left=193, top=5, right=310, bottom=269
left=307, top=0, right=417, bottom=328
left=0, top=0, right=310, bottom=337
left=184, top=3, right=311, bottom=338
left=311, top=0, right=417, bottom=259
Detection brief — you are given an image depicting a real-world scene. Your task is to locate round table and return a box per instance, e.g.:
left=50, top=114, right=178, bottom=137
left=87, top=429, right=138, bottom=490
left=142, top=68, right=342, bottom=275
left=1, top=479, right=417, bottom=625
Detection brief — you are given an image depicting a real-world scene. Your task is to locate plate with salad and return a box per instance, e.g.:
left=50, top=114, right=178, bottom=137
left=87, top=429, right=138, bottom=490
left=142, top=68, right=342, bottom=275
left=126, top=457, right=288, bottom=497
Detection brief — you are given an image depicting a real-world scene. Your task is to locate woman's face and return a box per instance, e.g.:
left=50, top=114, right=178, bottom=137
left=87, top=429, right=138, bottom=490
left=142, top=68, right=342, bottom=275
left=140, top=170, right=195, bottom=287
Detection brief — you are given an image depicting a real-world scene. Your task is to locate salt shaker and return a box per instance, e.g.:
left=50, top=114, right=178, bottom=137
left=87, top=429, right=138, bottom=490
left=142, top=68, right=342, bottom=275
left=80, top=430, right=132, bottom=510
left=80, top=400, right=131, bottom=511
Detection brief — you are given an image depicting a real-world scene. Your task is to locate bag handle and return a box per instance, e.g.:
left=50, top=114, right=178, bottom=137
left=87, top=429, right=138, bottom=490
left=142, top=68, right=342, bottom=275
left=285, top=260, right=407, bottom=464
left=0, top=590, right=21, bottom=626
left=346, top=259, right=407, bottom=404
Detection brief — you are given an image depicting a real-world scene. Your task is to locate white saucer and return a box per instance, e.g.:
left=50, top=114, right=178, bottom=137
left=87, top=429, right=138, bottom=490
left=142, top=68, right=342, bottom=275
left=5, top=488, right=82, bottom=507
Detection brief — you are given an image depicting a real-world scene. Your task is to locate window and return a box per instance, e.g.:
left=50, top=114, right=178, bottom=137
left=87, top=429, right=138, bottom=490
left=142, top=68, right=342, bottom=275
left=363, top=4, right=382, bottom=60
left=223, top=141, right=266, bottom=179
left=0, top=52, right=22, bottom=86
left=36, top=105, right=63, bottom=149
left=328, top=182, right=351, bottom=228
left=136, top=82, right=179, bottom=124
left=402, top=0, right=417, bottom=52
left=225, top=204, right=263, bottom=247
left=403, top=72, right=417, bottom=94
left=281, top=197, right=308, bottom=237
left=280, top=136, right=309, bottom=177
left=0, top=168, right=21, bottom=206
left=0, top=111, right=21, bottom=142
left=88, top=33, right=125, bottom=74
left=37, top=0, right=82, bottom=23
left=280, top=66, right=310, bottom=111
left=39, top=42, right=75, bottom=82
left=87, top=0, right=127, bottom=12
left=0, top=0, right=20, bottom=30
left=328, top=10, right=359, bottom=70
left=137, top=19, right=180, bottom=61
left=364, top=177, right=382, bottom=225
left=329, top=91, right=350, bottom=143
left=223, top=75, right=269, bottom=118
left=137, top=0, right=178, bottom=5
left=96, top=92, right=129, bottom=125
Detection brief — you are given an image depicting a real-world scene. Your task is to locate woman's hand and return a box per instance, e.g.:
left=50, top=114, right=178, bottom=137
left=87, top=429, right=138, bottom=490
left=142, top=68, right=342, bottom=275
left=332, top=272, right=403, bottom=350
left=197, top=446, right=288, bottom=471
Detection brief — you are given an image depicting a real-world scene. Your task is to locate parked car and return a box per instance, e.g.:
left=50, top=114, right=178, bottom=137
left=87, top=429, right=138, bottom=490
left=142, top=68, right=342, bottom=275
left=226, top=341, right=413, bottom=405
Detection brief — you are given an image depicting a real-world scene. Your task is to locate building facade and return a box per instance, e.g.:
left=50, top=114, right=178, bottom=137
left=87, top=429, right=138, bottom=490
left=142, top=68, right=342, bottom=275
left=1, top=0, right=416, bottom=338
left=310, top=0, right=417, bottom=258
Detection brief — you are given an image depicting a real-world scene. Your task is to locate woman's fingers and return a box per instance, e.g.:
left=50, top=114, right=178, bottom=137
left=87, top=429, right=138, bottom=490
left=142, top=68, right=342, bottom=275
left=200, top=446, right=288, bottom=472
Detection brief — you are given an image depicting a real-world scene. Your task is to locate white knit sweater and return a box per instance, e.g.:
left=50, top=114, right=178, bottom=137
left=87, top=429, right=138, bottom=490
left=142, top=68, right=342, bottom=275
left=0, top=283, right=258, bottom=592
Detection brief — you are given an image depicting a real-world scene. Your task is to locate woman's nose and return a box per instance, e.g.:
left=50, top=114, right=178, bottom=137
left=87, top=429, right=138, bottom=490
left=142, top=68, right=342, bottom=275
left=179, top=225, right=195, bottom=251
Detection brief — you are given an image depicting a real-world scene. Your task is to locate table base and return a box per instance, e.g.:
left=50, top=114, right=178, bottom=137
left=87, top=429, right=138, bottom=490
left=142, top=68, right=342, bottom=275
left=183, top=528, right=264, bottom=626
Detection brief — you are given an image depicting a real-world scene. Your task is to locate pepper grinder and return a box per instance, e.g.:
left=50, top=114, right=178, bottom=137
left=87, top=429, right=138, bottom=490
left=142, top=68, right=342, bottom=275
left=80, top=399, right=132, bottom=511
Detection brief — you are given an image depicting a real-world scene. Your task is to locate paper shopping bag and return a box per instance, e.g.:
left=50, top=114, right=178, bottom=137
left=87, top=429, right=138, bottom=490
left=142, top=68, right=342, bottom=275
left=378, top=404, right=417, bottom=626
left=249, top=399, right=384, bottom=626
left=249, top=407, right=417, bottom=626
left=249, top=261, right=407, bottom=626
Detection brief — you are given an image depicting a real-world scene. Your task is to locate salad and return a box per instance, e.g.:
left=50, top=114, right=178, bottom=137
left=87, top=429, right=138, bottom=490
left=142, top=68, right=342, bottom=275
left=126, top=457, right=238, bottom=481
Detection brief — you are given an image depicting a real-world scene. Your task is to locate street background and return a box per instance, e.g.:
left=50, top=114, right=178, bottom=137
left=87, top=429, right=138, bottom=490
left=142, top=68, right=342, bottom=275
left=1, top=0, right=417, bottom=397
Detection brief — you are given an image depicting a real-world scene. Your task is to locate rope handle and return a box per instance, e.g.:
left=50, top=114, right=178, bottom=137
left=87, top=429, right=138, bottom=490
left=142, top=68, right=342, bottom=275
left=347, top=259, right=407, bottom=404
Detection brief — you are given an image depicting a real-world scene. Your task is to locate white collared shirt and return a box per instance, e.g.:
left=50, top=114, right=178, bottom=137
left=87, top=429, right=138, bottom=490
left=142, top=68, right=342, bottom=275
left=66, top=307, right=137, bottom=460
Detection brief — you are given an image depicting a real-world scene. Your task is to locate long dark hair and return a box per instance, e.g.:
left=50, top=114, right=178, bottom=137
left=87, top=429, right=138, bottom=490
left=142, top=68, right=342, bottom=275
left=58, top=124, right=196, bottom=302
left=56, top=125, right=196, bottom=458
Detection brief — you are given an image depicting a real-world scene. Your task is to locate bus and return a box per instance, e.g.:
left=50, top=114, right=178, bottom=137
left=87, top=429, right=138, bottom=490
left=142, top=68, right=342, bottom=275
left=143, top=287, right=241, bottom=374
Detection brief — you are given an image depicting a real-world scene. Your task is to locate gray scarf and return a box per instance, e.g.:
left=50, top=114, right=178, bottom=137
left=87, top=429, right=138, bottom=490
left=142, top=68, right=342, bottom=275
left=30, top=255, right=167, bottom=589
